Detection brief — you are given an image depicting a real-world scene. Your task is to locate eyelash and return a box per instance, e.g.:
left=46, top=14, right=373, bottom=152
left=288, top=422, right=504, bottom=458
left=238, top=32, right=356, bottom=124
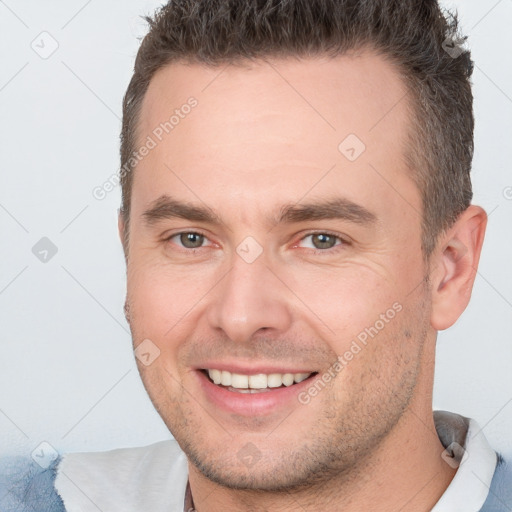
left=164, top=230, right=348, bottom=255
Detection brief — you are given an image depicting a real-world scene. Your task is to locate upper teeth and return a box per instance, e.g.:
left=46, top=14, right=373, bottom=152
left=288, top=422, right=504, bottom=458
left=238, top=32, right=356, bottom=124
left=207, top=369, right=312, bottom=389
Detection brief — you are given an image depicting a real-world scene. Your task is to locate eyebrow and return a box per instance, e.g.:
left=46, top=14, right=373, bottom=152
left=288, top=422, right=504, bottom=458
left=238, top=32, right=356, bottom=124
left=142, top=194, right=377, bottom=228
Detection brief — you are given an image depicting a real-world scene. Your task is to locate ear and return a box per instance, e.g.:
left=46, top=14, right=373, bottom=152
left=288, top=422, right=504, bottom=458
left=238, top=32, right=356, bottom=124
left=430, top=205, right=487, bottom=331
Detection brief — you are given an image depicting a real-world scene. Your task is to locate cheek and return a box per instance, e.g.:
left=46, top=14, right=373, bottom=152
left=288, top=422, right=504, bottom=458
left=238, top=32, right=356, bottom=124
left=280, top=262, right=405, bottom=343
left=126, top=259, right=210, bottom=339
left=328, top=298, right=427, bottom=413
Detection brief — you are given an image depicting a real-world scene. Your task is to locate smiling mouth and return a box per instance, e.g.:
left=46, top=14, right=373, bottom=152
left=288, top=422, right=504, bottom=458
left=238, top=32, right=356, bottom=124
left=201, top=369, right=319, bottom=393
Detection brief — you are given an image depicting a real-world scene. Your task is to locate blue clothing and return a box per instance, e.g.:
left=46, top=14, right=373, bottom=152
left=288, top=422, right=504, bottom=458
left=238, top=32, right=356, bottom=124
left=481, top=454, right=512, bottom=511
left=0, top=456, right=64, bottom=512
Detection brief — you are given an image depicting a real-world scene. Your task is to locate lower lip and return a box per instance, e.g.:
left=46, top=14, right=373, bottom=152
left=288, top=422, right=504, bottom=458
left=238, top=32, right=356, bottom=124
left=196, top=370, right=317, bottom=416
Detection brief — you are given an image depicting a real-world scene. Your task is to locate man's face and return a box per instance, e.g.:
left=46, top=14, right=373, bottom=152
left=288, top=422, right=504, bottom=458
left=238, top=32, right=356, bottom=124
left=124, top=53, right=435, bottom=489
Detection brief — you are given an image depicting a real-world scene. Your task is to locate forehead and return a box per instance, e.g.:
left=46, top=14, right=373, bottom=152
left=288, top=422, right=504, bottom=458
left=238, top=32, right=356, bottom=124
left=133, top=52, right=418, bottom=224
left=140, top=51, right=410, bottom=145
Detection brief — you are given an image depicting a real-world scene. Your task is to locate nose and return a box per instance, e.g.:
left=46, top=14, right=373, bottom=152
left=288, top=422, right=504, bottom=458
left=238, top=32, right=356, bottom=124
left=206, top=248, right=293, bottom=343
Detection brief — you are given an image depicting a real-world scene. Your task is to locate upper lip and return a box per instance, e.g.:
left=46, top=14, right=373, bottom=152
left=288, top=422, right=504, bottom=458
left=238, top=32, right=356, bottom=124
left=195, top=362, right=317, bottom=375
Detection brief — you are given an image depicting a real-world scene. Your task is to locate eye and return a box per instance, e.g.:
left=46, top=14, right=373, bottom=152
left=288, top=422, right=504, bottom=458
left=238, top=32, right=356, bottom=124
left=297, top=232, right=345, bottom=252
left=167, top=231, right=211, bottom=250
left=165, top=231, right=346, bottom=254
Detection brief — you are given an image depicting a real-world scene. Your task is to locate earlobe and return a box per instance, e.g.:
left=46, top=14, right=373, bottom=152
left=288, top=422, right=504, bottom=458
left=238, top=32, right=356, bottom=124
left=430, top=205, right=487, bottom=331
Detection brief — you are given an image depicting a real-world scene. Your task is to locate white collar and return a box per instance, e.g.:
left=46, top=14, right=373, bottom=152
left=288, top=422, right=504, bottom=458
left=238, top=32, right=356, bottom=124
left=55, top=439, right=189, bottom=512
left=55, top=413, right=497, bottom=512
left=432, top=415, right=497, bottom=511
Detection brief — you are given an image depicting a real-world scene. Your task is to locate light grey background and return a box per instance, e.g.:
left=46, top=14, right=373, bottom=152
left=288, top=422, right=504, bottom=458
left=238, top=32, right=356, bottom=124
left=0, top=0, right=511, bottom=462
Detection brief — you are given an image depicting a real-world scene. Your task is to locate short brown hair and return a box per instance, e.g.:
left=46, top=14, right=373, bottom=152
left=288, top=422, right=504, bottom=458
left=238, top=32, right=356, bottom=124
left=120, top=0, right=474, bottom=256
